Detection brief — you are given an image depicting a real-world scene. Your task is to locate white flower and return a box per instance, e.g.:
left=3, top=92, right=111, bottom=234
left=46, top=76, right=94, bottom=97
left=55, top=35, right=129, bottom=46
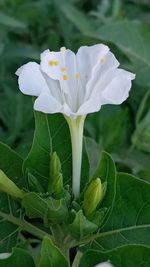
left=0, top=253, right=11, bottom=259
left=16, top=44, right=135, bottom=119
left=95, top=262, right=114, bottom=267
left=16, top=44, right=135, bottom=197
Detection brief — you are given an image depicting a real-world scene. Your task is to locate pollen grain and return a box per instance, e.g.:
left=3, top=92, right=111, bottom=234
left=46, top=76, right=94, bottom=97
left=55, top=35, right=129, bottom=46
left=48, top=60, right=54, bottom=66
left=53, top=61, right=59, bottom=66
left=61, top=67, right=67, bottom=71
left=100, top=58, right=107, bottom=63
left=75, top=73, right=80, bottom=79
left=62, top=74, right=68, bottom=80
left=60, top=47, right=66, bottom=51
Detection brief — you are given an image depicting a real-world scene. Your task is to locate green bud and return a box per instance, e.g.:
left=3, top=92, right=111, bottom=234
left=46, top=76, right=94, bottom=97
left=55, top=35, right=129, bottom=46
left=51, top=172, right=63, bottom=197
left=0, top=169, right=24, bottom=199
left=48, top=152, right=63, bottom=197
left=50, top=152, right=61, bottom=178
left=82, top=178, right=107, bottom=215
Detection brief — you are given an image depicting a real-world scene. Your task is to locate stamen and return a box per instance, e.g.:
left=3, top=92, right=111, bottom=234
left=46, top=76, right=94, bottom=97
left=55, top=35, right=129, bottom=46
left=75, top=73, right=80, bottom=79
left=53, top=61, right=59, bottom=66
left=60, top=47, right=66, bottom=51
left=61, top=67, right=67, bottom=71
left=48, top=60, right=54, bottom=66
left=100, top=58, right=107, bottom=63
left=62, top=74, right=68, bottom=80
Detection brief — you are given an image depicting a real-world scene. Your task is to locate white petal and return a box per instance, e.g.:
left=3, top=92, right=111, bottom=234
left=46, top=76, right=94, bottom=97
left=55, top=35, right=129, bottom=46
left=15, top=64, right=26, bottom=76
left=0, top=253, right=11, bottom=259
left=40, top=49, right=75, bottom=83
left=85, top=51, right=119, bottom=101
left=42, top=72, right=63, bottom=104
left=76, top=44, right=109, bottom=89
left=62, top=103, right=77, bottom=119
left=77, top=96, right=101, bottom=115
left=101, top=70, right=135, bottom=105
left=40, top=48, right=82, bottom=111
left=34, top=93, right=62, bottom=114
left=16, top=62, right=49, bottom=96
left=95, top=262, right=113, bottom=267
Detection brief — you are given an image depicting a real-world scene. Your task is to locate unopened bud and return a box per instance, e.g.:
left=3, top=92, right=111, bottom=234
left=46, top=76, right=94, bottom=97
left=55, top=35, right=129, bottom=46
left=0, top=169, right=24, bottom=199
left=82, top=178, right=107, bottom=215
left=48, top=152, right=63, bottom=197
left=50, top=152, right=61, bottom=178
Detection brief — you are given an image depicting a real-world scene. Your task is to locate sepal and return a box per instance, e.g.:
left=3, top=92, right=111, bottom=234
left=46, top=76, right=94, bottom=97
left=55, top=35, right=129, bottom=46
left=68, top=210, right=98, bottom=238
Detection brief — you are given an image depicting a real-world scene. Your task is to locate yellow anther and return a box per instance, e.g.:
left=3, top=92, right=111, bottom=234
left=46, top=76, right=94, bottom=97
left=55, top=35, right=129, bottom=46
left=62, top=74, right=68, bottom=80
left=60, top=47, right=66, bottom=51
left=53, top=61, right=59, bottom=66
left=75, top=73, right=80, bottom=79
left=48, top=60, right=54, bottom=66
left=100, top=58, right=107, bottom=63
left=61, top=67, right=67, bottom=71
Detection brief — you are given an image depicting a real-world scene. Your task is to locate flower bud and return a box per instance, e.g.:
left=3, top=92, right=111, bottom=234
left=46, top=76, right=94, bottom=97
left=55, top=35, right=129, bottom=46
left=0, top=169, right=24, bottom=199
left=50, top=152, right=61, bottom=178
left=82, top=178, right=107, bottom=215
left=48, top=152, right=63, bottom=197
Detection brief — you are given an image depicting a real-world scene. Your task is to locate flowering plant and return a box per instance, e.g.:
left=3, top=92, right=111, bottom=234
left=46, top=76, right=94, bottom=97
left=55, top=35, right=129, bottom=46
left=0, top=44, right=149, bottom=267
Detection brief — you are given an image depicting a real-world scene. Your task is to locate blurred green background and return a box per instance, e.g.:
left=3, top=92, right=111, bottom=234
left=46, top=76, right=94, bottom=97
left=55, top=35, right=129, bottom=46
left=0, top=0, right=150, bottom=180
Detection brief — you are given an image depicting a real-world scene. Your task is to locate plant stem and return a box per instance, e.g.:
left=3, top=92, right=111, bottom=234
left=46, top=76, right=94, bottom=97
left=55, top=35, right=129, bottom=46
left=65, top=116, right=85, bottom=198
left=0, top=211, right=52, bottom=240
left=72, top=251, right=83, bottom=267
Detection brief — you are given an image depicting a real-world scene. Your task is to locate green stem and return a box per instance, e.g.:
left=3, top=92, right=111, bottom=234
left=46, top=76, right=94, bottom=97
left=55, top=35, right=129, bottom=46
left=72, top=251, right=83, bottom=267
left=65, top=116, right=85, bottom=198
left=0, top=211, right=52, bottom=240
left=50, top=224, right=70, bottom=264
left=112, top=0, right=121, bottom=18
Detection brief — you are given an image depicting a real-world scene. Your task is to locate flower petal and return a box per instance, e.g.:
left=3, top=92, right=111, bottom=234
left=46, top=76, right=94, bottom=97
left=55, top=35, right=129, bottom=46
left=42, top=72, right=63, bottom=104
left=95, top=262, right=113, bottom=267
left=101, top=70, right=135, bottom=105
left=34, top=93, right=62, bottom=114
left=77, top=69, right=135, bottom=115
left=76, top=95, right=101, bottom=115
left=85, top=51, right=119, bottom=101
left=40, top=48, right=82, bottom=112
left=76, top=44, right=109, bottom=89
left=16, top=62, right=49, bottom=96
left=0, top=253, right=11, bottom=259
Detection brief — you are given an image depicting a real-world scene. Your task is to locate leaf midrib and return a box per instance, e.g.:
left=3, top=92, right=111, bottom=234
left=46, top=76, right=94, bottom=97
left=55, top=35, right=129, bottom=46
left=73, top=223, right=150, bottom=248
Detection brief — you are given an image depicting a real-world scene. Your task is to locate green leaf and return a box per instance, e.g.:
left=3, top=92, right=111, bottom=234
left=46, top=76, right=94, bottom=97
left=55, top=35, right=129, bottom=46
left=132, top=90, right=150, bottom=153
left=22, top=192, right=68, bottom=224
left=79, top=245, right=150, bottom=267
left=3, top=42, right=39, bottom=60
left=80, top=138, right=90, bottom=191
left=92, top=151, right=116, bottom=226
left=86, top=20, right=150, bottom=86
left=0, top=248, right=35, bottom=267
left=23, top=111, right=72, bottom=189
left=0, top=11, right=27, bottom=29
left=55, top=0, right=93, bottom=33
left=23, top=110, right=89, bottom=191
left=88, top=173, right=150, bottom=250
left=0, top=142, right=23, bottom=187
left=0, top=142, right=23, bottom=252
left=85, top=137, right=100, bottom=177
left=38, top=236, right=68, bottom=267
